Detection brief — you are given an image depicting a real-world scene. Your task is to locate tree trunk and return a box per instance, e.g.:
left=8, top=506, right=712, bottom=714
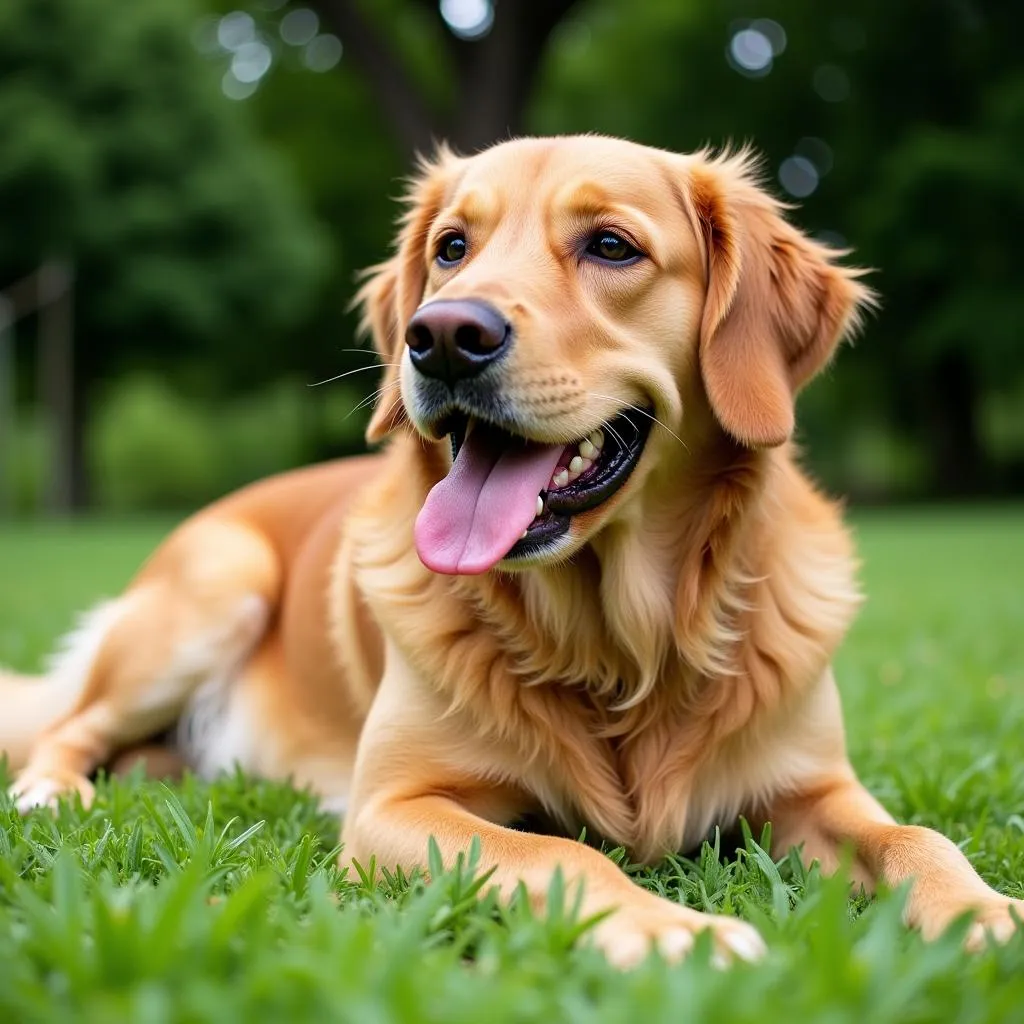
left=37, top=261, right=80, bottom=513
left=923, top=351, right=985, bottom=496
left=314, top=0, right=437, bottom=156
left=449, top=0, right=581, bottom=152
left=316, top=0, right=581, bottom=157
left=0, top=297, right=13, bottom=515
left=68, top=358, right=89, bottom=509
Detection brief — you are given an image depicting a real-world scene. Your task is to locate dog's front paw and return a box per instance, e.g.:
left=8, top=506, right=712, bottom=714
left=964, top=897, right=1024, bottom=951
left=586, top=892, right=766, bottom=970
left=8, top=768, right=95, bottom=814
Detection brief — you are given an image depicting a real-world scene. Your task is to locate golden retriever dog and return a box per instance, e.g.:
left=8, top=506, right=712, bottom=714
left=2, top=136, right=1020, bottom=967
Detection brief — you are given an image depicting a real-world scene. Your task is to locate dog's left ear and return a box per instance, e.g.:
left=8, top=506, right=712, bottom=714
left=689, top=153, right=876, bottom=448
left=355, top=147, right=461, bottom=443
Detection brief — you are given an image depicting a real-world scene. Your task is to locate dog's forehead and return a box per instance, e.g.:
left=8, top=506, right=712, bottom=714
left=450, top=136, right=685, bottom=218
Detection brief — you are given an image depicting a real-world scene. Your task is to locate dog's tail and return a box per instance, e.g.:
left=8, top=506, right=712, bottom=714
left=1, top=599, right=126, bottom=775
left=0, top=668, right=74, bottom=773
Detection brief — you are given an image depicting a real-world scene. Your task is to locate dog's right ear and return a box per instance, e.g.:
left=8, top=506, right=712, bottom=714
left=356, top=148, right=461, bottom=444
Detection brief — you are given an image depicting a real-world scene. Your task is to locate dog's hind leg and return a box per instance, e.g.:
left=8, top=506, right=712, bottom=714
left=9, top=517, right=279, bottom=811
left=0, top=599, right=132, bottom=775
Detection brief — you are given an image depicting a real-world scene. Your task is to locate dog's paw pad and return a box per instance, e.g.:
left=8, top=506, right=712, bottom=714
left=589, top=897, right=767, bottom=970
left=654, top=927, right=696, bottom=962
left=11, top=778, right=64, bottom=813
left=717, top=922, right=768, bottom=964
left=9, top=772, right=95, bottom=814
left=964, top=899, right=1024, bottom=951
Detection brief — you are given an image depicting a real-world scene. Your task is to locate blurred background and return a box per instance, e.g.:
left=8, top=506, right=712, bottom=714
left=2, top=0, right=1023, bottom=518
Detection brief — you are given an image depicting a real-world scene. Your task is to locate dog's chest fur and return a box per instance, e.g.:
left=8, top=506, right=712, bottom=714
left=455, top=656, right=834, bottom=863
left=508, top=667, right=845, bottom=861
left=351, top=444, right=859, bottom=862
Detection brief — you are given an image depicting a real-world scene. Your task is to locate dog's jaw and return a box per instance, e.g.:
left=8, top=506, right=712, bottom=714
left=412, top=407, right=654, bottom=574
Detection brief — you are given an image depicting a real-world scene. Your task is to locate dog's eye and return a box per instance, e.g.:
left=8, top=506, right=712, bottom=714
left=586, top=232, right=641, bottom=264
left=437, top=233, right=467, bottom=265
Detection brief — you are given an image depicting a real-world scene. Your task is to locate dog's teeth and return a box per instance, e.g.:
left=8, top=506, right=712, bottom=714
left=552, top=469, right=569, bottom=489
left=579, top=439, right=597, bottom=460
left=520, top=529, right=528, bottom=538
left=590, top=429, right=604, bottom=450
left=566, top=454, right=592, bottom=483
left=536, top=495, right=544, bottom=517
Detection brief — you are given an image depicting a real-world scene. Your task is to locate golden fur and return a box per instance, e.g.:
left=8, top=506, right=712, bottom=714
left=2, top=136, right=1020, bottom=967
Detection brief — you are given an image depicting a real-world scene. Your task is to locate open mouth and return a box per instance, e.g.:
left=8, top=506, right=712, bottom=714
left=413, top=407, right=653, bottom=575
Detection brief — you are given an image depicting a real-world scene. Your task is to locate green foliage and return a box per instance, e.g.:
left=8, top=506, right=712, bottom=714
left=1, top=509, right=1023, bottom=1019
left=0, top=0, right=328, bottom=385
left=88, top=376, right=221, bottom=511
left=82, top=374, right=363, bottom=512
left=1, top=772, right=1023, bottom=1023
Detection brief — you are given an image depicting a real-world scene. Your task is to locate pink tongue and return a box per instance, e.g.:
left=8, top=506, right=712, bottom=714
left=415, top=424, right=565, bottom=575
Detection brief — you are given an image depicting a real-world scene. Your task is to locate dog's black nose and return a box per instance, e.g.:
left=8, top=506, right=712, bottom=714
left=405, top=300, right=511, bottom=384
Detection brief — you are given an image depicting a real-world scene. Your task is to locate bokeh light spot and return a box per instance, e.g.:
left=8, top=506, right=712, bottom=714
left=217, top=11, right=255, bottom=53
left=303, top=34, right=343, bottom=72
left=779, top=155, right=819, bottom=198
left=729, top=28, right=773, bottom=74
left=280, top=8, right=320, bottom=47
left=221, top=70, right=258, bottom=101
left=796, top=136, right=834, bottom=176
left=814, top=64, right=851, bottom=103
left=751, top=18, right=787, bottom=56
left=231, top=40, right=272, bottom=84
left=440, top=0, right=494, bottom=41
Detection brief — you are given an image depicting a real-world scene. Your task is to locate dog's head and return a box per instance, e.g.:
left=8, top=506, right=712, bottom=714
left=357, top=136, right=873, bottom=576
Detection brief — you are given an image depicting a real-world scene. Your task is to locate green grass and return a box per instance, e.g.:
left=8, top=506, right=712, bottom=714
left=1, top=509, right=1023, bottom=1022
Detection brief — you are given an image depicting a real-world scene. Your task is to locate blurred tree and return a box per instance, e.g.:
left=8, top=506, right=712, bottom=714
left=841, top=2, right=1024, bottom=496
left=0, top=0, right=327, bottom=506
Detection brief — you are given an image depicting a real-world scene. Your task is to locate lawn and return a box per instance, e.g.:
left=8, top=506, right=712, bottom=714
left=1, top=509, right=1023, bottom=1022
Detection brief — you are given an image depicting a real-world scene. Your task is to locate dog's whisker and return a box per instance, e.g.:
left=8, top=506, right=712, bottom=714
left=581, top=395, right=642, bottom=450
left=336, top=347, right=384, bottom=360
left=308, top=363, right=401, bottom=388
left=629, top=406, right=688, bottom=451
left=347, top=380, right=402, bottom=420
left=599, top=418, right=629, bottom=452
left=585, top=392, right=688, bottom=451
left=374, top=391, right=407, bottom=432
left=357, top=379, right=401, bottom=411
left=362, top=389, right=403, bottom=424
